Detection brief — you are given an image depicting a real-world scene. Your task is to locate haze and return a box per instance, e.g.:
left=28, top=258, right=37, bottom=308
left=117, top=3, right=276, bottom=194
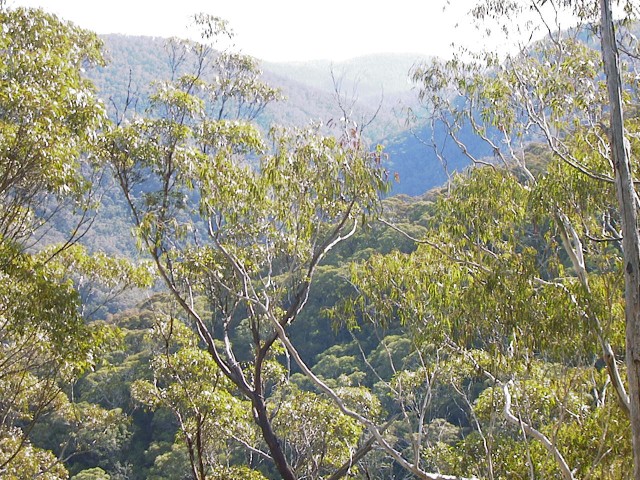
left=6, top=0, right=481, bottom=62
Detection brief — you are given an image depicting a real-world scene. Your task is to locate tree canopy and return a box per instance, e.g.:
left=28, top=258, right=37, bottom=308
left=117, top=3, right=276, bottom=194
left=5, top=2, right=640, bottom=479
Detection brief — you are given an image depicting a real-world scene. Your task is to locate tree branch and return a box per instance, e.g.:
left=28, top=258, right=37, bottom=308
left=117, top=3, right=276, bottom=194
left=502, top=381, right=575, bottom=480
left=263, top=306, right=478, bottom=480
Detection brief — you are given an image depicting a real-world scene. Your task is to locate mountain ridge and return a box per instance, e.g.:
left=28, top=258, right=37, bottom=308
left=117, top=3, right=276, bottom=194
left=89, top=34, right=475, bottom=196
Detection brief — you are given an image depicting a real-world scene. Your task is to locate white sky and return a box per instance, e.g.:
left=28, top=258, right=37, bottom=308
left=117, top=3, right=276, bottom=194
left=6, top=0, right=485, bottom=62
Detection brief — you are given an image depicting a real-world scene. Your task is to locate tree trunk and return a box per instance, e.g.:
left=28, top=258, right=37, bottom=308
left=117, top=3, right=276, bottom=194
left=252, top=393, right=297, bottom=480
left=599, top=1, right=640, bottom=477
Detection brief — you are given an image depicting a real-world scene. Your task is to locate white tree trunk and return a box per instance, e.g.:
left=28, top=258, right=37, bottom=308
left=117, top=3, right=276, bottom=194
left=599, top=1, right=640, bottom=477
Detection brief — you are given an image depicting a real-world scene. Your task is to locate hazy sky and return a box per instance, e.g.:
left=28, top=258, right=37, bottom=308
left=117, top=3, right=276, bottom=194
left=7, top=0, right=483, bottom=62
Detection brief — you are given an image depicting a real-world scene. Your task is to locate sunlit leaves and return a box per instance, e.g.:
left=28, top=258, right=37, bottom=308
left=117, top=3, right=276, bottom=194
left=0, top=7, right=134, bottom=476
left=335, top=152, right=630, bottom=473
left=362, top=2, right=639, bottom=478
left=206, top=52, right=282, bottom=121
left=271, top=385, right=364, bottom=477
left=0, top=428, right=67, bottom=479
left=198, top=119, right=264, bottom=155
left=412, top=25, right=610, bottom=182
left=105, top=14, right=391, bottom=478
left=343, top=164, right=615, bottom=364
left=149, top=82, right=205, bottom=119
left=0, top=7, right=106, bottom=240
left=0, top=241, right=93, bottom=367
left=209, top=465, right=268, bottom=480
left=0, top=240, right=121, bottom=459
left=131, top=317, right=258, bottom=477
left=52, top=244, right=154, bottom=290
left=109, top=74, right=388, bottom=330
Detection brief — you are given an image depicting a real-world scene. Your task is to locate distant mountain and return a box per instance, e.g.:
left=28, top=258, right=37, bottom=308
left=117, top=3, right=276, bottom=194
left=262, top=53, right=428, bottom=99
left=88, top=34, right=477, bottom=196
left=382, top=121, right=494, bottom=196
left=260, top=53, right=430, bottom=146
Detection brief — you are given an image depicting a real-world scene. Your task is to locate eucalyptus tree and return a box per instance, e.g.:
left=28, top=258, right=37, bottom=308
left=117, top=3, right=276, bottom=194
left=106, top=14, right=388, bottom=479
left=131, top=316, right=261, bottom=480
left=344, top=164, right=630, bottom=478
left=0, top=6, right=143, bottom=477
left=0, top=6, right=106, bottom=246
left=598, top=3, right=640, bottom=477
left=332, top=0, right=640, bottom=477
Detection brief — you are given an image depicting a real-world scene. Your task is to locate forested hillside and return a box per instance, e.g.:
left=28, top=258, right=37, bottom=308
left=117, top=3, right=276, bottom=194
left=88, top=34, right=487, bottom=196
left=2, top=3, right=640, bottom=480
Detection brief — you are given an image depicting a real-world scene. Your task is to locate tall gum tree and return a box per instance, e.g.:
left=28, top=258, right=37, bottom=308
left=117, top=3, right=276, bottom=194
left=105, top=6, right=640, bottom=479
left=598, top=1, right=640, bottom=477
left=327, top=0, right=640, bottom=478
left=395, top=0, right=640, bottom=476
left=106, top=15, right=389, bottom=479
left=0, top=6, right=147, bottom=477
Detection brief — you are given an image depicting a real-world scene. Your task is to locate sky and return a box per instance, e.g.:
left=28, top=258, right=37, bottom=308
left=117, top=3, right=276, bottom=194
left=6, top=0, right=485, bottom=62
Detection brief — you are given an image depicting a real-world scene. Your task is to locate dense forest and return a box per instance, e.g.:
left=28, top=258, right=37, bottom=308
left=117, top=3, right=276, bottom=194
left=2, top=2, right=640, bottom=479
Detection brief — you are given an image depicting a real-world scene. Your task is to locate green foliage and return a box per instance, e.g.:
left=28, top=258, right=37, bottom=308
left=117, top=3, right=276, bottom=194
left=4, top=2, right=638, bottom=478
left=343, top=166, right=611, bottom=362
left=131, top=316, right=258, bottom=477
left=0, top=429, right=68, bottom=479
left=105, top=17, right=391, bottom=478
left=146, top=443, right=191, bottom=480
left=0, top=6, right=145, bottom=478
left=0, top=239, right=120, bottom=439
left=71, top=467, right=111, bottom=480
left=45, top=243, right=155, bottom=319
left=271, top=385, right=365, bottom=478
left=336, top=145, right=630, bottom=475
left=0, top=241, right=129, bottom=475
left=32, top=402, right=131, bottom=474
left=0, top=6, right=106, bottom=241
left=209, top=465, right=268, bottom=480
left=435, top=356, right=632, bottom=479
